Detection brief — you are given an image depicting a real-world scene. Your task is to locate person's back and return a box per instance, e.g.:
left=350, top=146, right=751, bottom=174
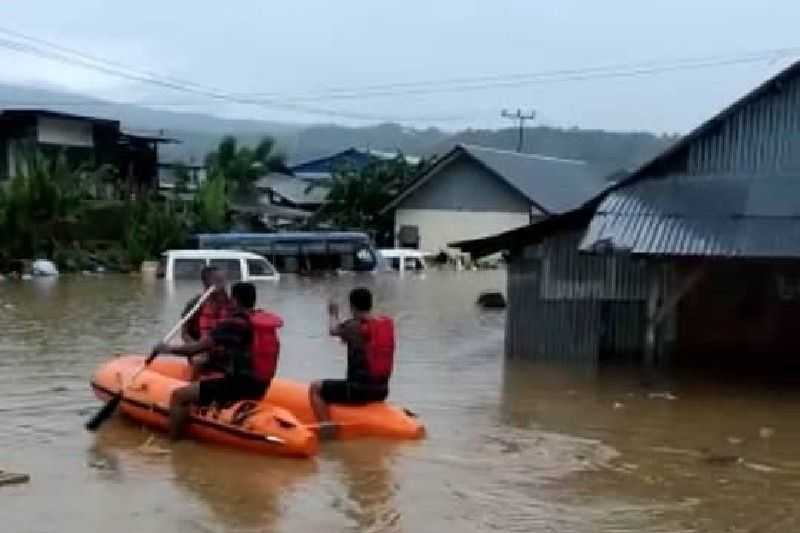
left=309, top=287, right=395, bottom=438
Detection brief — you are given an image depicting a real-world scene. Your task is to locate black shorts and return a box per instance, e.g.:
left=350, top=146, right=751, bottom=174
left=198, top=376, right=268, bottom=406
left=319, top=379, right=388, bottom=405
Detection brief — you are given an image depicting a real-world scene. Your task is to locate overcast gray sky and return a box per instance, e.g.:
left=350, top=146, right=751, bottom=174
left=0, top=0, right=798, bottom=133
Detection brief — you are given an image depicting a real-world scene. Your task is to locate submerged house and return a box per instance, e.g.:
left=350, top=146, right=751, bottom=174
left=454, top=60, right=800, bottom=369
left=381, top=144, right=606, bottom=253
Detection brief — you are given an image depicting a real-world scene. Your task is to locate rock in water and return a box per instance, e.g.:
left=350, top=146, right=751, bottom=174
left=477, top=291, right=506, bottom=309
left=0, top=470, right=30, bottom=486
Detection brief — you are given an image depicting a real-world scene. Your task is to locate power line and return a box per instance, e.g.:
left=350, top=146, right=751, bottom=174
left=0, top=32, right=421, bottom=122
left=0, top=25, right=797, bottom=121
left=273, top=53, right=800, bottom=102
left=234, top=48, right=800, bottom=101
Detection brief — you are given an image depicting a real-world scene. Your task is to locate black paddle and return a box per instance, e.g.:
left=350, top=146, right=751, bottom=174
left=85, top=286, right=216, bottom=431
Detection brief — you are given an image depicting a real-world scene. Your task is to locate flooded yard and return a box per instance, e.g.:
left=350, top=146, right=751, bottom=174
left=2, top=271, right=800, bottom=532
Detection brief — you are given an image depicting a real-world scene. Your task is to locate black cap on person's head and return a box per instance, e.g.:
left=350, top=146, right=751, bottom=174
left=349, top=287, right=372, bottom=312
left=231, top=282, right=256, bottom=309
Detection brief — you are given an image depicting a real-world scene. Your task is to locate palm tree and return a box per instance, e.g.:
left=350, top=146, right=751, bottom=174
left=204, top=135, right=287, bottom=203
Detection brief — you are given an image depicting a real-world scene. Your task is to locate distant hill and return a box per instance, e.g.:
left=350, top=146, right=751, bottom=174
left=0, top=83, right=676, bottom=174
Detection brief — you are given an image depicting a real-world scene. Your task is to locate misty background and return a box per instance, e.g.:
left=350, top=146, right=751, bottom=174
left=0, top=1, right=798, bottom=171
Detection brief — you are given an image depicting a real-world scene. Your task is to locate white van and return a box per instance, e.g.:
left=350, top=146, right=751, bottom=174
left=378, top=249, right=428, bottom=273
left=160, top=250, right=279, bottom=282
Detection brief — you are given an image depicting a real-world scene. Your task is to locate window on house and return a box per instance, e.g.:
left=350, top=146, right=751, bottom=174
left=776, top=273, right=800, bottom=301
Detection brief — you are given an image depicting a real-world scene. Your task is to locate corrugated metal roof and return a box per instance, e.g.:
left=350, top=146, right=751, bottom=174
left=626, top=60, right=800, bottom=180
left=255, top=173, right=330, bottom=205
left=580, top=174, right=800, bottom=258
left=384, top=144, right=607, bottom=215
left=460, top=144, right=607, bottom=213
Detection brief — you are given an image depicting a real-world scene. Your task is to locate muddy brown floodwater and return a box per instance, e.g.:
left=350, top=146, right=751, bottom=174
left=2, top=271, right=800, bottom=532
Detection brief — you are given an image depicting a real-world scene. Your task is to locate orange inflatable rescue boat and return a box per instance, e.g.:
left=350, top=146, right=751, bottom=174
left=92, top=354, right=425, bottom=443
left=90, top=355, right=317, bottom=458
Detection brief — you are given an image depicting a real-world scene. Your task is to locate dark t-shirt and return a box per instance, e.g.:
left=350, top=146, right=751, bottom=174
left=208, top=311, right=256, bottom=381
left=337, top=318, right=388, bottom=387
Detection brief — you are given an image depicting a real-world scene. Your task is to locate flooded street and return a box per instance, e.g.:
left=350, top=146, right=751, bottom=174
left=3, top=271, right=800, bottom=532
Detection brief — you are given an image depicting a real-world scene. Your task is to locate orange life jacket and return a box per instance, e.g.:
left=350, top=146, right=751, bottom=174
left=198, top=300, right=232, bottom=339
left=359, top=316, right=395, bottom=381
left=249, top=310, right=284, bottom=382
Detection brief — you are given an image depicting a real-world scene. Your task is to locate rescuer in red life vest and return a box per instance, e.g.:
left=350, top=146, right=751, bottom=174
left=309, top=286, right=395, bottom=439
left=181, top=266, right=232, bottom=343
left=154, top=282, right=284, bottom=440
left=181, top=266, right=233, bottom=380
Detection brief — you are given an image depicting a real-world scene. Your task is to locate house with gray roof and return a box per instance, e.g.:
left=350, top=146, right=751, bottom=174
left=452, top=60, right=800, bottom=370
left=380, top=144, right=605, bottom=254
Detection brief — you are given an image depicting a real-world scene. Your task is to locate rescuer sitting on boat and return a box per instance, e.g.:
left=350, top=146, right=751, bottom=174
left=153, top=282, right=284, bottom=440
left=180, top=266, right=232, bottom=380
left=309, top=287, right=395, bottom=439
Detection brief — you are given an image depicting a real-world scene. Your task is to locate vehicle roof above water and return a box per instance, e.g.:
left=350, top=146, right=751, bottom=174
left=378, top=249, right=431, bottom=258
left=194, top=232, right=371, bottom=241
left=162, top=249, right=270, bottom=260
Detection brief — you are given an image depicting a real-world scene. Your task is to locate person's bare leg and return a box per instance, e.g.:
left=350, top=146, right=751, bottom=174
left=169, top=384, right=200, bottom=440
left=309, top=381, right=336, bottom=439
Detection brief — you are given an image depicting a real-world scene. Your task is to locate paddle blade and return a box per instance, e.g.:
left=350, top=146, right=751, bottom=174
left=85, top=394, right=121, bottom=431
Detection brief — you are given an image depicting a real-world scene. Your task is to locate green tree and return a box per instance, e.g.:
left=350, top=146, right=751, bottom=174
left=1, top=146, right=103, bottom=257
left=205, top=135, right=286, bottom=203
left=314, top=154, right=430, bottom=231
left=192, top=171, right=228, bottom=232
left=124, top=195, right=188, bottom=266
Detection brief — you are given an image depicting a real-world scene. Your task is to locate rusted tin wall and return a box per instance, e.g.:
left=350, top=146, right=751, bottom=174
left=506, top=230, right=650, bottom=363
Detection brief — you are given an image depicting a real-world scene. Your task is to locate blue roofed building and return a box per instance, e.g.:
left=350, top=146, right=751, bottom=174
left=290, top=147, right=420, bottom=180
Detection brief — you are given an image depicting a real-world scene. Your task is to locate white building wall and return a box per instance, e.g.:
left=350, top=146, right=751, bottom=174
left=37, top=117, right=94, bottom=147
left=395, top=208, right=530, bottom=254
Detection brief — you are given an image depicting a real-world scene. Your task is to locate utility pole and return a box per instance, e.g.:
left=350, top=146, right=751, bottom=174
left=501, top=109, right=536, bottom=152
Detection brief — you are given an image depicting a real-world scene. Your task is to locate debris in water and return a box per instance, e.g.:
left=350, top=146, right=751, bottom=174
left=476, top=291, right=506, bottom=309
left=727, top=436, right=743, bottom=445
left=0, top=470, right=30, bottom=486
left=759, top=427, right=775, bottom=439
left=648, top=392, right=678, bottom=401
left=702, top=453, right=742, bottom=466
left=613, top=402, right=625, bottom=410
left=138, top=435, right=171, bottom=456
left=743, top=461, right=777, bottom=473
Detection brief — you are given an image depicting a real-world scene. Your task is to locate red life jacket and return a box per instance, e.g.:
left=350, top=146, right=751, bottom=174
left=198, top=300, right=232, bottom=339
left=249, top=310, right=284, bottom=382
left=360, top=316, right=395, bottom=381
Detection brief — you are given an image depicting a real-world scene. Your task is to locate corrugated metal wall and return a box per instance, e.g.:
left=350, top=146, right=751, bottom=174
left=506, top=230, right=650, bottom=363
left=686, top=75, right=800, bottom=175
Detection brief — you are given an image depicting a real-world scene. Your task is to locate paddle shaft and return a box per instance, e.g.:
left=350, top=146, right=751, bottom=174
left=139, top=284, right=218, bottom=374
left=85, top=285, right=216, bottom=430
